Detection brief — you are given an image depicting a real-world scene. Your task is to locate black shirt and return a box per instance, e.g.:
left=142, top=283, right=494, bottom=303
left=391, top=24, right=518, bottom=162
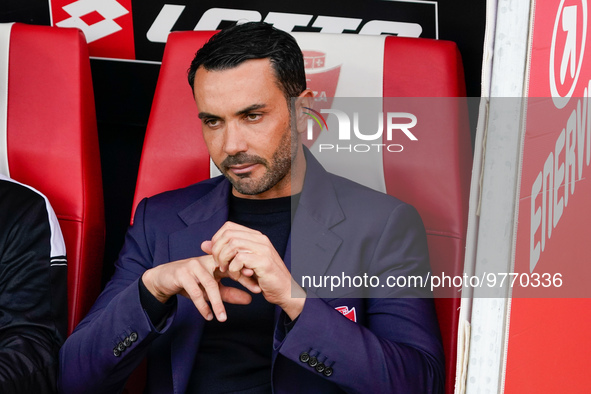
left=187, top=193, right=298, bottom=393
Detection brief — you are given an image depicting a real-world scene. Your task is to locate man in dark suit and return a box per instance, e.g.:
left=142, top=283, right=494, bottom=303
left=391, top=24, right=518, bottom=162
left=59, top=22, right=444, bottom=393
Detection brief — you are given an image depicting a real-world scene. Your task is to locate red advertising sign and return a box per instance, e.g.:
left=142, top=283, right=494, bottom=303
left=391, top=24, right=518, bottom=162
left=48, top=0, right=437, bottom=62
left=506, top=0, right=591, bottom=392
left=50, top=0, right=135, bottom=59
left=514, top=0, right=591, bottom=297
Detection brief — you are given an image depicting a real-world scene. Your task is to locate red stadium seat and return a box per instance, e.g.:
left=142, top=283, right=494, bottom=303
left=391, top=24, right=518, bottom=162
left=0, top=23, right=105, bottom=335
left=131, top=30, right=470, bottom=394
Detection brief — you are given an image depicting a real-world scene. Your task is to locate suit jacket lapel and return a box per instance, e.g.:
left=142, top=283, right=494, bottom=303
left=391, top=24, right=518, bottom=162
left=170, top=178, right=231, bottom=260
left=169, top=179, right=230, bottom=394
left=273, top=150, right=344, bottom=372
left=288, top=149, right=345, bottom=288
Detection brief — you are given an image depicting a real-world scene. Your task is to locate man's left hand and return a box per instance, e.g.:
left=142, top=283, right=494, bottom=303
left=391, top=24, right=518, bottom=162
left=202, top=221, right=306, bottom=320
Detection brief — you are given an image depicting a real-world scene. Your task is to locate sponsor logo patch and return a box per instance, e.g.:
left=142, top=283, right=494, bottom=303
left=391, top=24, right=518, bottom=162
left=51, top=0, right=135, bottom=59
left=335, top=306, right=357, bottom=322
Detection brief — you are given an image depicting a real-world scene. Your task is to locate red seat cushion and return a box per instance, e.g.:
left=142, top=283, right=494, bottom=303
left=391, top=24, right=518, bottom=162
left=5, top=23, right=105, bottom=334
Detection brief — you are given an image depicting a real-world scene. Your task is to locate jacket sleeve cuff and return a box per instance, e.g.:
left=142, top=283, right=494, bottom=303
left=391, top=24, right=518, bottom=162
left=138, top=277, right=177, bottom=331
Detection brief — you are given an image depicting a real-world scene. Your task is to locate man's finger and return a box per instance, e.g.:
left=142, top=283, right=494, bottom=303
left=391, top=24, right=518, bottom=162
left=201, top=240, right=213, bottom=255
left=194, top=266, right=227, bottom=322
left=215, top=239, right=257, bottom=273
left=182, top=280, right=215, bottom=321
left=227, top=251, right=250, bottom=281
left=214, top=266, right=261, bottom=294
left=211, top=222, right=263, bottom=247
left=241, top=267, right=255, bottom=277
left=219, top=285, right=253, bottom=305
left=210, top=233, right=241, bottom=268
left=237, top=275, right=261, bottom=294
left=211, top=221, right=242, bottom=243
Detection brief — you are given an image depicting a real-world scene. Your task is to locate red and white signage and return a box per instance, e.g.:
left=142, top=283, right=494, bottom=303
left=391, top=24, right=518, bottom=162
left=50, top=0, right=135, bottom=59
left=506, top=0, right=591, bottom=392
left=514, top=0, right=591, bottom=297
left=48, top=0, right=437, bottom=62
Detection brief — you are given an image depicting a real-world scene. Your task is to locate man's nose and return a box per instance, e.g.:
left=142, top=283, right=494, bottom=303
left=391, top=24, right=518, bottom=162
left=223, top=121, right=248, bottom=156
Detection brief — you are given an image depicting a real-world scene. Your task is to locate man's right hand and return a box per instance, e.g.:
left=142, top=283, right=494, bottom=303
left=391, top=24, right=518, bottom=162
left=141, top=247, right=261, bottom=322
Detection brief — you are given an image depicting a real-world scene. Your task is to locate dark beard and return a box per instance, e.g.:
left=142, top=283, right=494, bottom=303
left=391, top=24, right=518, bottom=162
left=217, top=127, right=296, bottom=196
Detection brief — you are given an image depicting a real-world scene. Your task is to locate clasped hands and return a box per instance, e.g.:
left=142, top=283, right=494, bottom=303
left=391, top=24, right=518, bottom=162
left=142, top=222, right=305, bottom=322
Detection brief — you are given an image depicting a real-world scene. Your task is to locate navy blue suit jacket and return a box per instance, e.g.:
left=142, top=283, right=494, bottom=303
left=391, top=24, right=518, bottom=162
left=59, top=151, right=444, bottom=393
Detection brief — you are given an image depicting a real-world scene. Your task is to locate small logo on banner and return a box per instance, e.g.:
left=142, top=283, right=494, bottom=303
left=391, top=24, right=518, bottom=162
left=303, top=50, right=341, bottom=102
left=549, top=0, right=588, bottom=108
left=301, top=50, right=341, bottom=147
left=304, top=50, right=326, bottom=69
left=51, top=0, right=135, bottom=59
left=335, top=306, right=357, bottom=322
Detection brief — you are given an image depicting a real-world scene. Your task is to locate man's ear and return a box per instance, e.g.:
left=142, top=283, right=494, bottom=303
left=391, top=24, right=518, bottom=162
left=294, top=89, right=314, bottom=136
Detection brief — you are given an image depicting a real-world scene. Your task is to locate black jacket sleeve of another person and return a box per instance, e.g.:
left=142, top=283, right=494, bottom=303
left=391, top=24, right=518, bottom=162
left=0, top=178, right=68, bottom=393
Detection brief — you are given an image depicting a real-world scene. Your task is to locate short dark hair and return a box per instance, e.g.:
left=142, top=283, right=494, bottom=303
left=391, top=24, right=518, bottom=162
left=187, top=22, right=307, bottom=101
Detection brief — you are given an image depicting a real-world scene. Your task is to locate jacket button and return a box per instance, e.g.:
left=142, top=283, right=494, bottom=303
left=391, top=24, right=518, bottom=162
left=113, top=348, right=121, bottom=357
left=323, top=367, right=333, bottom=377
left=315, top=363, right=325, bottom=373
left=308, top=356, right=318, bottom=367
left=129, top=332, right=138, bottom=342
left=117, top=342, right=126, bottom=352
left=299, top=352, right=310, bottom=363
left=123, top=337, right=132, bottom=347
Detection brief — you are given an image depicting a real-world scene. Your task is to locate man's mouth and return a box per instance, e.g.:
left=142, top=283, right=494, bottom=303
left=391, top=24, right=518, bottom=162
left=227, top=163, right=258, bottom=175
left=221, top=153, right=267, bottom=177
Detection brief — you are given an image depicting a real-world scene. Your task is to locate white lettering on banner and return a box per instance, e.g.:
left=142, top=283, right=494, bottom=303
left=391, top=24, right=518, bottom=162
left=554, top=129, right=565, bottom=228
left=309, top=89, right=328, bottom=102
left=560, top=6, right=578, bottom=84
left=530, top=82, right=591, bottom=272
left=56, top=0, right=129, bottom=43
left=146, top=4, right=185, bottom=43
left=194, top=8, right=262, bottom=30
left=312, top=16, right=362, bottom=33
left=359, top=20, right=422, bottom=37
left=146, top=6, right=423, bottom=43
left=264, top=12, right=313, bottom=32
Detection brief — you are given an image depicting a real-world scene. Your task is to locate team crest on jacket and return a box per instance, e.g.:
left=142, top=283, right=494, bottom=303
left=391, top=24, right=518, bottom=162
left=335, top=306, right=357, bottom=322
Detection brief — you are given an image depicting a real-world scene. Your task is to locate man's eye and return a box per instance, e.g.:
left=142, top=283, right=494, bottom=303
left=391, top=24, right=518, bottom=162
left=204, top=119, right=221, bottom=127
left=245, top=113, right=262, bottom=121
